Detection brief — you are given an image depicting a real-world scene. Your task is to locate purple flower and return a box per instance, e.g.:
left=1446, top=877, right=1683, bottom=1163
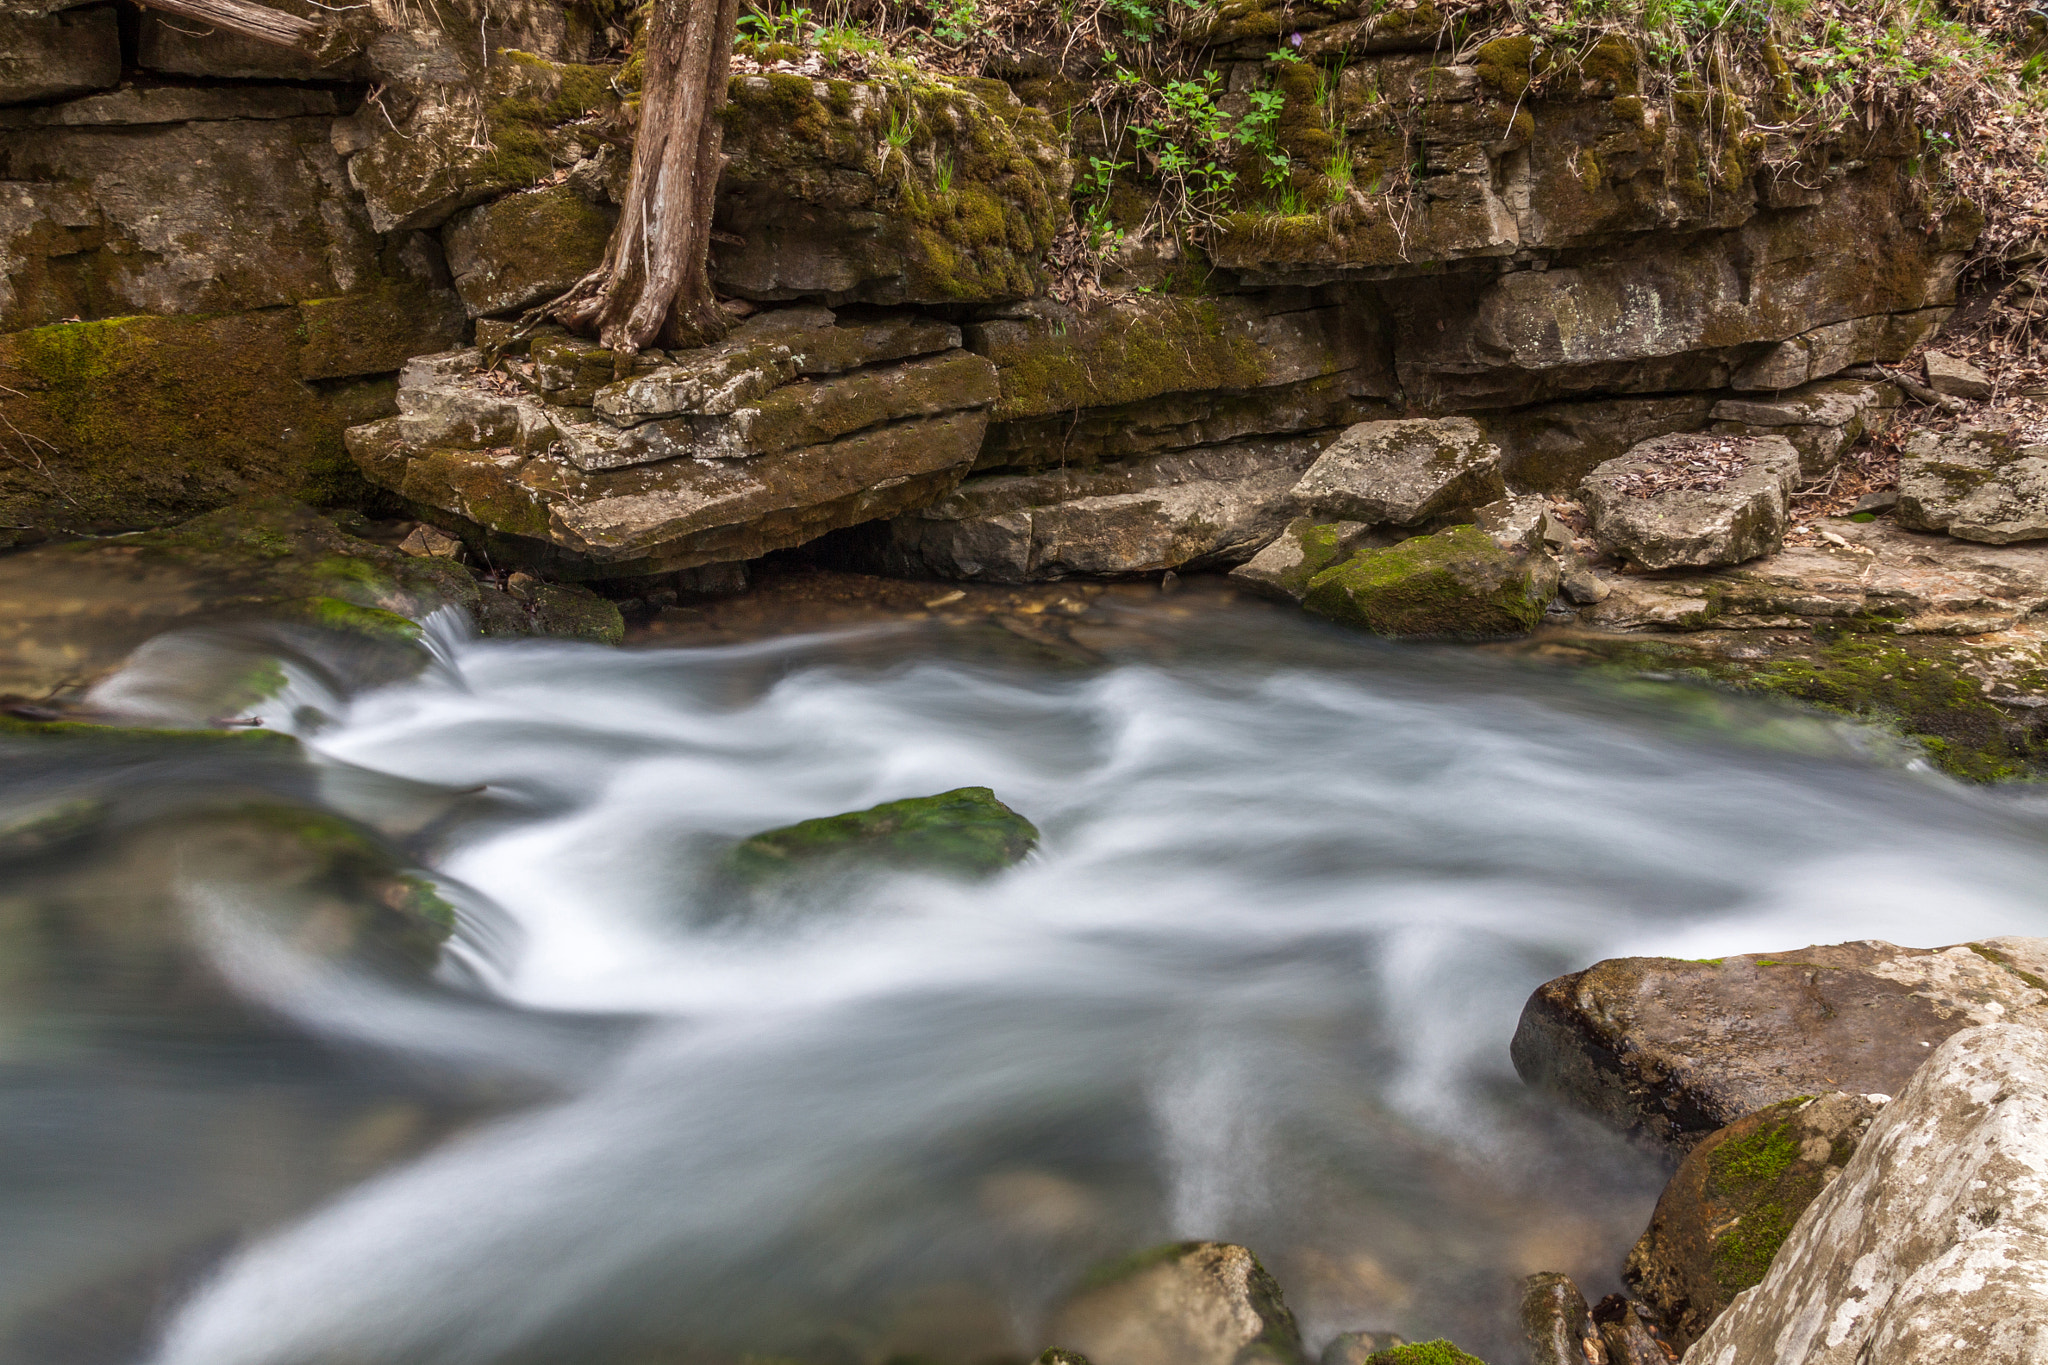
left=1289, top=31, right=1303, bottom=46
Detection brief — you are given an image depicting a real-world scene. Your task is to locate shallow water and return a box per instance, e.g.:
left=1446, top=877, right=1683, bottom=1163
left=8, top=586, right=2048, bottom=1365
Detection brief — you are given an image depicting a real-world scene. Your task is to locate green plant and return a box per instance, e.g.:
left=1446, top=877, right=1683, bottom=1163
left=1104, top=0, right=1160, bottom=39
left=1312, top=54, right=1348, bottom=129
left=933, top=0, right=979, bottom=45
left=735, top=1, right=811, bottom=45
left=1324, top=146, right=1353, bottom=202
left=934, top=152, right=955, bottom=193
left=1237, top=86, right=1292, bottom=190
left=813, top=22, right=885, bottom=64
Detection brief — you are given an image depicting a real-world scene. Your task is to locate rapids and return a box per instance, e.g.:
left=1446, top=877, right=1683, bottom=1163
left=7, top=585, right=2048, bottom=1365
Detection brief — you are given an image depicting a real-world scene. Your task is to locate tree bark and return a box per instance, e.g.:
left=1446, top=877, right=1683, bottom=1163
left=135, top=0, right=321, bottom=49
left=546, top=0, right=741, bottom=359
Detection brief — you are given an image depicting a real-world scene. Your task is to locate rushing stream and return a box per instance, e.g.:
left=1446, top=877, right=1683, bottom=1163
left=8, top=583, right=2048, bottom=1365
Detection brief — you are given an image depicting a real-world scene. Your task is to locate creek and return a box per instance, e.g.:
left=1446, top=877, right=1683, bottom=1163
left=7, top=586, right=2048, bottom=1365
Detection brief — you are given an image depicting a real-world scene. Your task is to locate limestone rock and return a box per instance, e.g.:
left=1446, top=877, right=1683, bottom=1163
left=1581, top=434, right=1800, bottom=570
left=0, top=84, right=342, bottom=129
left=1485, top=394, right=1712, bottom=495
left=1708, top=378, right=1901, bottom=474
left=348, top=335, right=998, bottom=578
left=1471, top=495, right=1558, bottom=553
left=1594, top=1302, right=1668, bottom=1365
left=1292, top=418, right=1507, bottom=526
left=442, top=184, right=618, bottom=318
left=1230, top=518, right=1377, bottom=602
left=1303, top=524, right=1559, bottom=638
left=714, top=74, right=1069, bottom=306
left=728, top=787, right=1038, bottom=886
left=135, top=11, right=370, bottom=80
left=1687, top=1023, right=2048, bottom=1365
left=889, top=438, right=1327, bottom=582
left=0, top=9, right=119, bottom=104
left=1360, top=1343, right=1483, bottom=1365
left=1728, top=310, right=1951, bottom=392
left=1046, top=1241, right=1304, bottom=1365
left=1519, top=1272, right=1602, bottom=1365
left=1509, top=938, right=2048, bottom=1153
left=1925, top=348, right=1993, bottom=400
left=1895, top=425, right=2048, bottom=544
left=966, top=294, right=1386, bottom=426
left=1625, top=1092, right=1886, bottom=1350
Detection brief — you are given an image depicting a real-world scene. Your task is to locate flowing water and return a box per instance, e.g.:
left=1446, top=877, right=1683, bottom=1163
left=8, top=582, right=2048, bottom=1365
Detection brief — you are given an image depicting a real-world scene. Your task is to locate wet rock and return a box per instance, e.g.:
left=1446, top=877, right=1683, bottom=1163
left=1581, top=435, right=1800, bottom=570
left=1687, top=1023, right=2048, bottom=1365
left=1519, top=1272, right=1602, bottom=1365
left=1509, top=938, right=2048, bottom=1153
left=887, top=437, right=1327, bottom=582
left=1924, top=348, right=1993, bottom=400
left=1591, top=1300, right=1668, bottom=1365
left=347, top=317, right=999, bottom=576
left=1303, top=525, right=1559, bottom=639
left=1707, top=379, right=1901, bottom=474
left=1894, top=425, right=2048, bottom=544
left=1625, top=1092, right=1885, bottom=1350
left=1359, top=1342, right=1485, bottom=1364
left=1292, top=418, right=1508, bottom=527
left=1319, top=1331, right=1408, bottom=1365
left=442, top=183, right=618, bottom=318
left=1046, top=1241, right=1304, bottom=1365
left=0, top=9, right=120, bottom=104
left=399, top=525, right=464, bottom=559
left=1230, top=518, right=1377, bottom=602
left=728, top=787, right=1038, bottom=886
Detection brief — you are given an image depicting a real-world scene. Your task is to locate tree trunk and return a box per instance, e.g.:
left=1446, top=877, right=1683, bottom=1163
left=547, top=0, right=741, bottom=359
left=136, top=0, right=321, bottom=49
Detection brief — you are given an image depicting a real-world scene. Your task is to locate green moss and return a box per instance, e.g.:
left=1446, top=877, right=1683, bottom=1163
left=989, top=298, right=1270, bottom=421
left=1742, top=636, right=2038, bottom=781
left=1577, top=34, right=1641, bottom=94
left=1705, top=1110, right=1809, bottom=1294
left=1303, top=526, right=1549, bottom=639
left=299, top=597, right=424, bottom=642
left=1366, top=1342, right=1486, bottom=1365
left=0, top=714, right=298, bottom=746
left=728, top=786, right=1039, bottom=886
left=1474, top=36, right=1544, bottom=98
left=1969, top=942, right=2048, bottom=992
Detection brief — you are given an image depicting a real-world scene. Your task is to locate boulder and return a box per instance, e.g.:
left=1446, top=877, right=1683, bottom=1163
left=1292, top=418, right=1507, bottom=526
left=1580, top=434, right=1800, bottom=570
left=1319, top=1331, right=1407, bottom=1365
left=0, top=9, right=119, bottom=104
left=348, top=313, right=1001, bottom=576
left=1686, top=1024, right=2048, bottom=1365
left=1045, top=1241, right=1304, bottom=1365
left=1359, top=1343, right=1483, bottom=1365
left=887, top=437, right=1327, bottom=582
left=1485, top=394, right=1712, bottom=495
left=1624, top=1092, right=1886, bottom=1350
left=1303, top=525, right=1559, bottom=638
left=1708, top=378, right=1901, bottom=474
left=714, top=74, right=1069, bottom=306
left=1924, top=348, right=1993, bottom=400
left=1230, top=518, right=1377, bottom=602
left=1895, top=425, right=2048, bottom=544
left=442, top=184, right=618, bottom=318
left=1509, top=938, right=2048, bottom=1153
left=1519, top=1272, right=1601, bottom=1365
left=727, top=787, right=1038, bottom=886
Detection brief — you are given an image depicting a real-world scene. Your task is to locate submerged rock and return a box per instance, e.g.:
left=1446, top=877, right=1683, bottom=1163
left=1580, top=434, right=1800, bottom=570
left=728, top=787, right=1038, bottom=885
left=1292, top=418, right=1507, bottom=527
left=1688, top=1023, right=2048, bottom=1364
left=1518, top=1272, right=1600, bottom=1365
left=1046, top=1241, right=1304, bottom=1365
left=1625, top=1092, right=1885, bottom=1350
left=1894, top=424, right=2048, bottom=544
left=1302, top=525, right=1558, bottom=639
left=1510, top=938, right=2048, bottom=1153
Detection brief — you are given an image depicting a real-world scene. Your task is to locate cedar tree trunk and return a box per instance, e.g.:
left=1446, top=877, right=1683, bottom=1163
left=548, top=0, right=742, bottom=358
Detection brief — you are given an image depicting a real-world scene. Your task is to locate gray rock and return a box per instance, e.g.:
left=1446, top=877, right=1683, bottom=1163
left=1729, top=310, right=1951, bottom=392
left=442, top=184, right=617, bottom=318
left=1510, top=938, right=2048, bottom=1153
left=1925, top=348, right=1993, bottom=400
left=1046, top=1242, right=1304, bottom=1365
left=1318, top=1331, right=1406, bottom=1365
left=1559, top=561, right=1612, bottom=605
left=1486, top=393, right=1713, bottom=495
left=1471, top=495, right=1557, bottom=552
left=1687, top=1023, right=2048, bottom=1365
left=135, top=11, right=371, bottom=80
left=1229, top=518, right=1377, bottom=602
left=891, top=438, right=1327, bottom=582
left=1519, top=1272, right=1600, bottom=1365
left=1895, top=426, right=2048, bottom=544
left=0, top=9, right=119, bottom=104
left=0, top=84, right=341, bottom=128
left=1708, top=378, right=1902, bottom=474
left=1581, top=434, right=1801, bottom=570
left=1293, top=417, right=1507, bottom=526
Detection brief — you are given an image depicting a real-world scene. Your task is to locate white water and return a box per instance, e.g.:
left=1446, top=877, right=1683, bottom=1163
left=42, top=601, right=2048, bottom=1364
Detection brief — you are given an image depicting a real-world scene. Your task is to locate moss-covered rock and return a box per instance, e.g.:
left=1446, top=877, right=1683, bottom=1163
left=727, top=786, right=1037, bottom=885
left=1303, top=525, right=1558, bottom=639
left=1230, top=517, right=1376, bottom=602
left=442, top=183, right=619, bottom=318
left=1365, top=1342, right=1486, bottom=1365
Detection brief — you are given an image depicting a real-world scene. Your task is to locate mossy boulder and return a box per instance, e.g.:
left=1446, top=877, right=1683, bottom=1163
left=727, top=787, right=1037, bottom=885
left=1365, top=1343, right=1484, bottom=1365
left=1230, top=517, right=1376, bottom=602
left=1625, top=1092, right=1885, bottom=1351
left=1303, top=525, right=1558, bottom=639
left=442, top=183, right=619, bottom=318
left=715, top=73, right=1070, bottom=305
